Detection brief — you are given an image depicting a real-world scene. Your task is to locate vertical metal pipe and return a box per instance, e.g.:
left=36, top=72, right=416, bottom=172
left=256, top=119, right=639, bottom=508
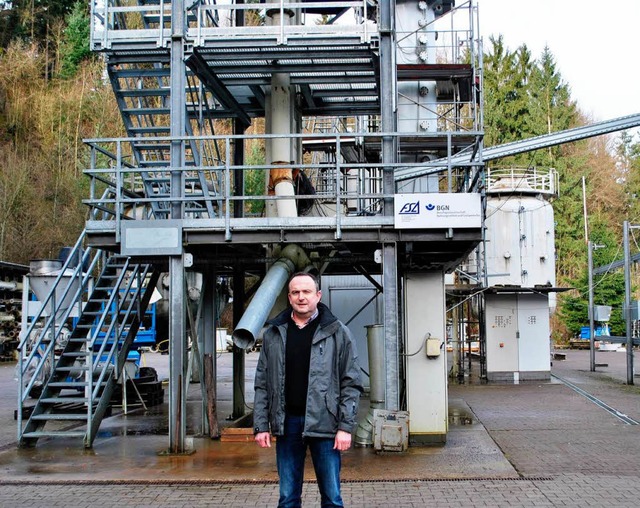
left=588, top=241, right=596, bottom=372
left=169, top=0, right=187, bottom=453
left=355, top=324, right=386, bottom=446
left=383, top=243, right=399, bottom=410
left=232, top=263, right=246, bottom=418
left=624, top=221, right=634, bottom=384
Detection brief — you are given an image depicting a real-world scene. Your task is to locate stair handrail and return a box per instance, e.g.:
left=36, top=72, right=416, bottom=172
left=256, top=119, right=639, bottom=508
left=87, top=261, right=145, bottom=402
left=85, top=257, right=134, bottom=414
left=17, top=233, right=102, bottom=407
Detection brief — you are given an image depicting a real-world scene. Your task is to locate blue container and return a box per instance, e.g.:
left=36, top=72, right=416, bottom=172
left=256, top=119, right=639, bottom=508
left=580, top=326, right=607, bottom=339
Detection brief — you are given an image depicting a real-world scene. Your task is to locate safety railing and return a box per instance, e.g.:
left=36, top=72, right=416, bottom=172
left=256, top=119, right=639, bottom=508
left=17, top=232, right=102, bottom=411
left=83, top=130, right=484, bottom=239
left=91, top=0, right=376, bottom=50
left=486, top=167, right=558, bottom=197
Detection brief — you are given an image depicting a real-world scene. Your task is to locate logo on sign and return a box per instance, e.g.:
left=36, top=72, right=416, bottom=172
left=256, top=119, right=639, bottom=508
left=425, top=203, right=435, bottom=211
left=399, top=201, right=420, bottom=215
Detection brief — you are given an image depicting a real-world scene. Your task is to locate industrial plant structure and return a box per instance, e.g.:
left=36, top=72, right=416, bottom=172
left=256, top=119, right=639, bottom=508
left=15, top=0, right=640, bottom=453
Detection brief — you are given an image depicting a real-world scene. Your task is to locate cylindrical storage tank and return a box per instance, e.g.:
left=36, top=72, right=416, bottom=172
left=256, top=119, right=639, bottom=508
left=485, top=195, right=556, bottom=288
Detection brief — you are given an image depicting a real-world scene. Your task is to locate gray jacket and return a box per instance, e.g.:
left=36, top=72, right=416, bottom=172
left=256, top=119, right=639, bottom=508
left=253, top=302, right=363, bottom=438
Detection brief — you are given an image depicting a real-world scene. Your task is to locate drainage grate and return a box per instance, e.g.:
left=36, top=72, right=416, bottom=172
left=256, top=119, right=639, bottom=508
left=0, top=476, right=555, bottom=486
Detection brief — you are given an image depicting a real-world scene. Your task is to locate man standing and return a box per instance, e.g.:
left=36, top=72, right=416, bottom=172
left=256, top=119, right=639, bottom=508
left=254, top=272, right=363, bottom=507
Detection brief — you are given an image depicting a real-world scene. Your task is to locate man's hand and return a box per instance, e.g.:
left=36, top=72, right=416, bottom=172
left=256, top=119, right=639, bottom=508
left=333, top=430, right=352, bottom=451
left=255, top=431, right=271, bottom=448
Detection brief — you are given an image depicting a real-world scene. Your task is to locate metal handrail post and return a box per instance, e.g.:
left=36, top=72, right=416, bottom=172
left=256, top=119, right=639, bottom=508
left=335, top=136, right=342, bottom=240
left=116, top=141, right=122, bottom=243
left=225, top=138, right=232, bottom=241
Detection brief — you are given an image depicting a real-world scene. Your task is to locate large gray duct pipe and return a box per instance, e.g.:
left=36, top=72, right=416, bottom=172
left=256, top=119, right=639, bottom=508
left=232, top=245, right=311, bottom=349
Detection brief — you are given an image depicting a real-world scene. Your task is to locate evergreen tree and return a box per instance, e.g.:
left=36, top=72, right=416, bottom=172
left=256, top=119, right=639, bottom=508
left=618, top=131, right=640, bottom=222
left=526, top=46, right=576, bottom=166
left=483, top=36, right=531, bottom=147
left=558, top=221, right=627, bottom=337
left=58, top=2, right=91, bottom=79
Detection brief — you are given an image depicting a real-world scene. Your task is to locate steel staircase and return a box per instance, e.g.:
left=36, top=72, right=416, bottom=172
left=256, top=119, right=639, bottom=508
left=104, top=0, right=223, bottom=219
left=18, top=241, right=160, bottom=448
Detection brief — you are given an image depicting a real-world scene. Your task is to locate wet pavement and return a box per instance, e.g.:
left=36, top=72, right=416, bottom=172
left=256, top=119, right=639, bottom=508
left=1, top=348, right=640, bottom=506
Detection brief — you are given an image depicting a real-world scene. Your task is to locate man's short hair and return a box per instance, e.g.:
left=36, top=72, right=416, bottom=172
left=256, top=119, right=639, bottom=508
left=288, top=271, right=320, bottom=292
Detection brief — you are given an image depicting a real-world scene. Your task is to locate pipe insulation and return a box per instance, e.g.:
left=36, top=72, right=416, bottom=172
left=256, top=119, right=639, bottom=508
left=267, top=8, right=297, bottom=218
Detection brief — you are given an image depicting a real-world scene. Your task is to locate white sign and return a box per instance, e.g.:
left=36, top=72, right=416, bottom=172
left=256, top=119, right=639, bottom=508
left=394, top=193, right=482, bottom=229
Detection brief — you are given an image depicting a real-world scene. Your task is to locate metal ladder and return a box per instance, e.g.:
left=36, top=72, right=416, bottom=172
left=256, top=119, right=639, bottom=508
left=18, top=246, right=160, bottom=448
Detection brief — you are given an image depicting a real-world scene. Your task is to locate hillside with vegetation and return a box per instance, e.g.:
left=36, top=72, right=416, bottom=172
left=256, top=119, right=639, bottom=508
left=0, top=4, right=638, bottom=341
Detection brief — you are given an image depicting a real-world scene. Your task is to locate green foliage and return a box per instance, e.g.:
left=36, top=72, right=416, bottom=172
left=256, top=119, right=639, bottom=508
left=483, top=36, right=531, bottom=147
left=58, top=2, right=90, bottom=79
left=558, top=221, right=628, bottom=337
left=244, top=142, right=266, bottom=216
left=484, top=37, right=576, bottom=167
left=0, top=41, right=122, bottom=262
left=1, top=0, right=74, bottom=47
left=618, top=131, right=640, bottom=222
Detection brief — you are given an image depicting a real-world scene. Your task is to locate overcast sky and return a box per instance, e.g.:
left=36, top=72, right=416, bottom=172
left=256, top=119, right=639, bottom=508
left=477, top=0, right=640, bottom=123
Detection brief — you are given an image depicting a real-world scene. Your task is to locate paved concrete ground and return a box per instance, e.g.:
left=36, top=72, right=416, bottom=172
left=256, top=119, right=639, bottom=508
left=1, top=348, right=639, bottom=506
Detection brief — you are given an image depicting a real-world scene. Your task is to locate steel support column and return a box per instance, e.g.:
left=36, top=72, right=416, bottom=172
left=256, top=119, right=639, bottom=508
left=169, top=0, right=188, bottom=453
left=232, top=264, right=246, bottom=418
left=623, top=222, right=634, bottom=385
left=232, top=117, right=246, bottom=419
left=201, top=272, right=217, bottom=435
left=380, top=1, right=400, bottom=410
left=380, top=0, right=396, bottom=216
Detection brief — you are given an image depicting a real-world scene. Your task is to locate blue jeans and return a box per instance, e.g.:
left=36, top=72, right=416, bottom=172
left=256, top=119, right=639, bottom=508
left=276, top=414, right=343, bottom=508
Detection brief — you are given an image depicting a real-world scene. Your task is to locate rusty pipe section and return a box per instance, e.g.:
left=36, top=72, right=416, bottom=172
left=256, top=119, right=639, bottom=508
left=232, top=245, right=311, bottom=349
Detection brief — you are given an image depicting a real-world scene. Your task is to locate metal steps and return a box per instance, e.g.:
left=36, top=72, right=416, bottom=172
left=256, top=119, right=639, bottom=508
left=18, top=250, right=160, bottom=448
